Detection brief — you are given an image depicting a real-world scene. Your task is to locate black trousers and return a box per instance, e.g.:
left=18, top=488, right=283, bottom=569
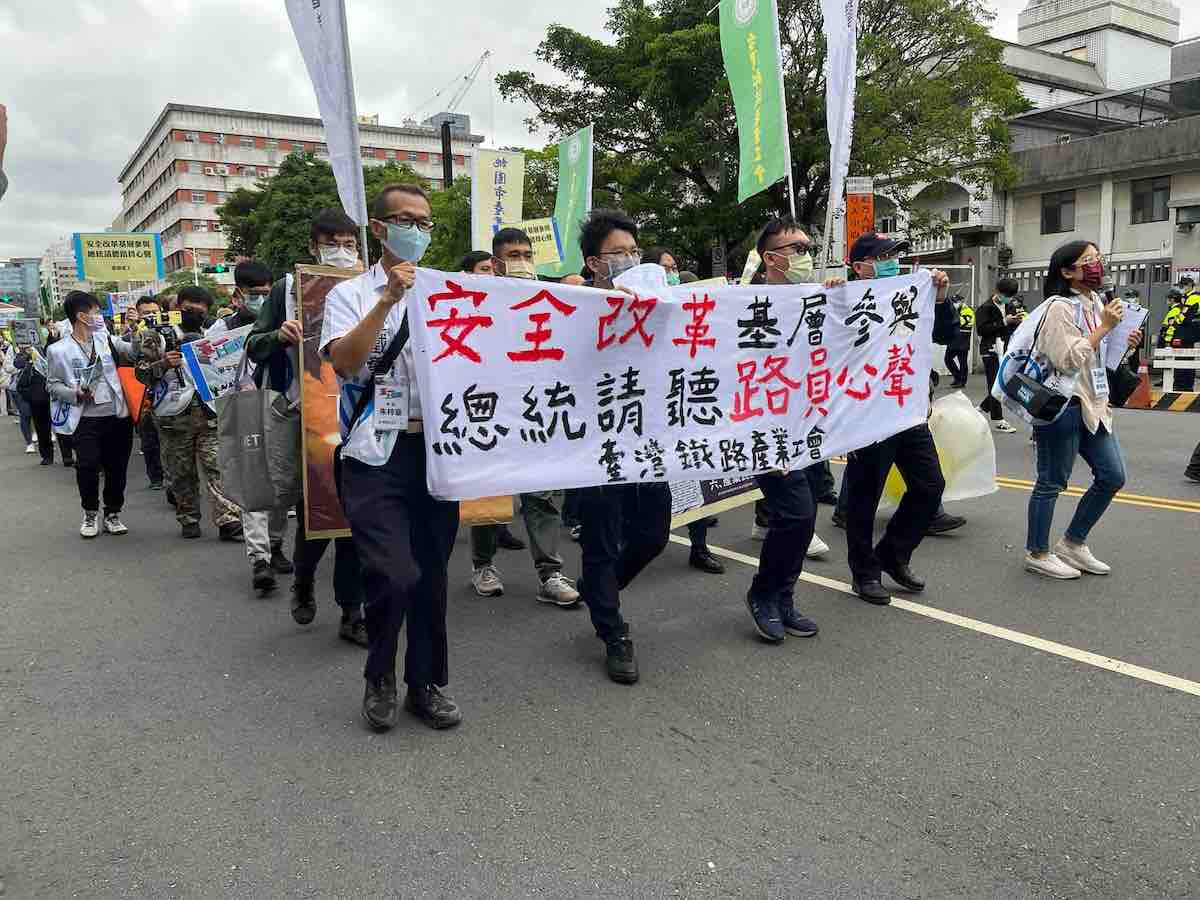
left=341, top=435, right=458, bottom=686
left=293, top=483, right=364, bottom=613
left=843, top=423, right=945, bottom=581
left=31, top=394, right=53, bottom=462
left=58, top=432, right=75, bottom=463
left=1186, top=441, right=1200, bottom=478
left=578, top=482, right=672, bottom=640
left=751, top=466, right=818, bottom=608
left=73, top=415, right=134, bottom=514
left=139, top=412, right=163, bottom=484
left=980, top=353, right=1003, bottom=421
left=945, top=347, right=969, bottom=385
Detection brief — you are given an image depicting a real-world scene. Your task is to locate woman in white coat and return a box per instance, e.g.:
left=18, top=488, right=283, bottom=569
left=46, top=291, right=137, bottom=538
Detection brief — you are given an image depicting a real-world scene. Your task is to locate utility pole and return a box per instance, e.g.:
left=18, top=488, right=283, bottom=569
left=441, top=120, right=454, bottom=188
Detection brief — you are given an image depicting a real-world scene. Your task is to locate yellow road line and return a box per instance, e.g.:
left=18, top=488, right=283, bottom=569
left=994, top=477, right=1200, bottom=515
left=668, top=534, right=1200, bottom=700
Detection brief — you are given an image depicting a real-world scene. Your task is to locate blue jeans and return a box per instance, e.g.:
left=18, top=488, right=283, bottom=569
left=1027, top=403, right=1125, bottom=553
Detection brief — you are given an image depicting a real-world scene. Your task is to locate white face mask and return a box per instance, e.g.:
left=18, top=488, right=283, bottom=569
left=600, top=253, right=640, bottom=282
left=87, top=314, right=107, bottom=334
left=318, top=245, right=359, bottom=269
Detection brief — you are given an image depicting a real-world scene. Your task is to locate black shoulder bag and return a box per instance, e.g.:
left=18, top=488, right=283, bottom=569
left=332, top=314, right=409, bottom=500
left=1001, top=300, right=1070, bottom=424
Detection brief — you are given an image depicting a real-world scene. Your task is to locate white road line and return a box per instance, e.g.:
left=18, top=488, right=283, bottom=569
left=668, top=534, right=1200, bottom=699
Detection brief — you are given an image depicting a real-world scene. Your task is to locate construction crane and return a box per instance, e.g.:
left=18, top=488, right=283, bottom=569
left=409, top=50, right=492, bottom=121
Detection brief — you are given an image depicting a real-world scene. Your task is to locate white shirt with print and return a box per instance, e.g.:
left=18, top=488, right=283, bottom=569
left=319, top=262, right=421, bottom=468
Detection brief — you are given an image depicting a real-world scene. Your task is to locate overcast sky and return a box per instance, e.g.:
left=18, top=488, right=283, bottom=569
left=1, top=0, right=1197, bottom=260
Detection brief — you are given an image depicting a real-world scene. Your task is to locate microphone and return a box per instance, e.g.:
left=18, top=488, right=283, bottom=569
left=1101, top=279, right=1118, bottom=304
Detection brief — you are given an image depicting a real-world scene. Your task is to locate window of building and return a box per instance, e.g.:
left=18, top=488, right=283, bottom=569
left=1131, top=177, right=1169, bottom=224
left=1041, top=190, right=1075, bottom=234
left=211, top=221, right=223, bottom=232
left=184, top=131, right=198, bottom=142
left=191, top=191, right=206, bottom=204
left=385, top=149, right=396, bottom=160
left=407, top=151, right=418, bottom=161
left=264, top=139, right=278, bottom=150
left=214, top=134, right=224, bottom=144
left=949, top=208, right=961, bottom=224
left=361, top=146, right=373, bottom=158
left=431, top=153, right=441, bottom=164
left=193, top=220, right=207, bottom=232
left=877, top=215, right=897, bottom=234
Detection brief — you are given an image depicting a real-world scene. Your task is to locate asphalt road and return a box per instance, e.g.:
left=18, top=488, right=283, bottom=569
left=2, top=392, right=1199, bottom=899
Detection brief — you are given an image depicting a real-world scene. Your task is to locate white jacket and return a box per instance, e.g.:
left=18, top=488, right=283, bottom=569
left=46, top=333, right=134, bottom=434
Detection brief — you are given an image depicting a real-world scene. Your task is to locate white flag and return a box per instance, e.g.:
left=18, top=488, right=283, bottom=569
left=820, top=0, right=860, bottom=247
left=285, top=0, right=368, bottom=225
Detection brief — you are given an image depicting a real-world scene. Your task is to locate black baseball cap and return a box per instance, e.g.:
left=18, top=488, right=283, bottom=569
left=1178, top=275, right=1195, bottom=287
left=849, top=233, right=912, bottom=263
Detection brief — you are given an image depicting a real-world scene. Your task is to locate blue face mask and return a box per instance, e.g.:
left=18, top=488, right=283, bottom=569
left=873, top=258, right=901, bottom=278
left=382, top=222, right=431, bottom=263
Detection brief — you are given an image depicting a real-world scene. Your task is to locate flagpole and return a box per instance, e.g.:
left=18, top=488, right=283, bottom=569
left=769, top=0, right=796, bottom=221
left=335, top=0, right=371, bottom=267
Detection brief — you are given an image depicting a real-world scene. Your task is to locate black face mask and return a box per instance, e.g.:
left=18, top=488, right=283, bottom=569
left=180, top=310, right=205, bottom=331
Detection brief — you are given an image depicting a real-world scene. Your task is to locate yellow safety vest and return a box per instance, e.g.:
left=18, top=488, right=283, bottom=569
left=1162, top=304, right=1185, bottom=342
left=958, top=305, right=975, bottom=330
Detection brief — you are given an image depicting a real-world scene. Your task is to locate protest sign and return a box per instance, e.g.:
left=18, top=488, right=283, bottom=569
left=670, top=477, right=761, bottom=528
left=471, top=150, right=525, bottom=252
left=11, top=318, right=40, bottom=347
left=503, top=217, right=564, bottom=268
left=73, top=232, right=164, bottom=282
left=541, top=126, right=592, bottom=278
left=407, top=269, right=937, bottom=500
left=296, top=265, right=359, bottom=539
left=180, top=323, right=254, bottom=404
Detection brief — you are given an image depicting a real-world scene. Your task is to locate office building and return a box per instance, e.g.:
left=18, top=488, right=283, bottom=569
left=40, top=238, right=84, bottom=312
left=117, top=104, right=485, bottom=286
left=0, top=257, right=41, bottom=317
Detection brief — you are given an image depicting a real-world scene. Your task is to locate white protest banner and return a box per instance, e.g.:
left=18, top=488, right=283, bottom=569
left=471, top=150, right=525, bottom=252
left=285, top=0, right=368, bottom=225
left=407, top=269, right=936, bottom=500
left=819, top=0, right=861, bottom=275
left=180, top=323, right=254, bottom=405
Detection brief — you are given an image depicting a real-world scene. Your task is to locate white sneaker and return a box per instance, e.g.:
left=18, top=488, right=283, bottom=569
left=751, top=523, right=769, bottom=541
left=806, top=533, right=830, bottom=559
left=471, top=564, right=504, bottom=597
left=994, top=420, right=1017, bottom=433
left=103, top=514, right=128, bottom=536
left=25, top=442, right=36, bottom=454
left=1053, top=539, right=1110, bottom=575
left=537, top=572, right=580, bottom=607
left=1024, top=551, right=1081, bottom=579
left=80, top=511, right=100, bottom=539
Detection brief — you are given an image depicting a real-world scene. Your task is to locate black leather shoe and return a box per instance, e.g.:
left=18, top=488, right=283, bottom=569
left=339, top=615, right=369, bottom=647
left=63, top=456, right=75, bottom=468
left=363, top=673, right=399, bottom=731
left=269, top=544, right=294, bottom=574
left=252, top=559, right=277, bottom=593
left=290, top=582, right=316, bottom=625
left=604, top=627, right=639, bottom=684
left=689, top=548, right=725, bottom=574
left=883, top=563, right=925, bottom=593
left=219, top=522, right=244, bottom=543
left=495, top=525, right=526, bottom=551
left=926, top=512, right=967, bottom=535
left=831, top=510, right=846, bottom=529
left=405, top=684, right=462, bottom=729
left=816, top=491, right=839, bottom=506
left=852, top=578, right=892, bottom=605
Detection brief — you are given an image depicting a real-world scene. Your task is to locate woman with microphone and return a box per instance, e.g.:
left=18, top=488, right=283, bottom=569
left=1024, top=240, right=1142, bottom=579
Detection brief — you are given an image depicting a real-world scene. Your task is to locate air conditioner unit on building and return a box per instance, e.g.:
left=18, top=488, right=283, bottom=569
left=215, top=165, right=229, bottom=176
left=1056, top=134, right=1071, bottom=145
left=203, top=166, right=216, bottom=176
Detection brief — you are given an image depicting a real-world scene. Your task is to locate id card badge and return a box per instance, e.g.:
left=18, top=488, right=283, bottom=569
left=373, top=375, right=409, bottom=431
left=1090, top=367, right=1109, bottom=398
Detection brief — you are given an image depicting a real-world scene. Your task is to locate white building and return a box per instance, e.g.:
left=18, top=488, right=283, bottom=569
left=40, top=238, right=84, bottom=312
left=117, top=104, right=485, bottom=287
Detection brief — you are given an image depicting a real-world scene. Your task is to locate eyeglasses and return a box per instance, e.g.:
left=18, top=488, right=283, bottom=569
left=318, top=238, right=358, bottom=251
left=599, top=248, right=642, bottom=259
left=378, top=215, right=435, bottom=233
left=766, top=240, right=814, bottom=257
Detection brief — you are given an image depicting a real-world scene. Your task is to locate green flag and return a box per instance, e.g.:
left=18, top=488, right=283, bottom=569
left=539, top=125, right=593, bottom=278
left=720, top=0, right=790, bottom=203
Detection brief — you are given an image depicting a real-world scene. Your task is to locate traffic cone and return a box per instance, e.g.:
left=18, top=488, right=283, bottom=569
left=1125, top=363, right=1151, bottom=410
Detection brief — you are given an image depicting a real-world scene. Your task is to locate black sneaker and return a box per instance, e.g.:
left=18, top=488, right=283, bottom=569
left=744, top=592, right=785, bottom=643
left=269, top=544, right=294, bottom=574
left=218, top=522, right=244, bottom=543
left=780, top=603, right=819, bottom=637
left=252, top=559, right=277, bottom=592
left=1185, top=469, right=1200, bottom=484
left=603, top=626, right=639, bottom=684
left=339, top=615, right=369, bottom=647
left=405, top=684, right=462, bottom=729
left=166, top=489, right=176, bottom=507
left=831, top=509, right=846, bottom=529
left=63, top=456, right=75, bottom=468
left=181, top=522, right=201, bottom=539
left=496, top=525, right=526, bottom=551
left=362, top=673, right=399, bottom=731
left=689, top=548, right=725, bottom=574
left=926, top=512, right=966, bottom=535
left=290, top=582, right=316, bottom=625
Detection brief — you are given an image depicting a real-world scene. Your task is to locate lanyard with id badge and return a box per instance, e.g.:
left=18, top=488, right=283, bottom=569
left=1080, top=302, right=1109, bottom=399
left=373, top=372, right=409, bottom=431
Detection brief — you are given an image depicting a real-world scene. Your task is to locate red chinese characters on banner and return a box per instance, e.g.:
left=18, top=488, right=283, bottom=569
left=426, top=280, right=493, bottom=363
left=672, top=293, right=717, bottom=358
left=729, top=355, right=802, bottom=422
left=597, top=294, right=657, bottom=351
left=881, top=343, right=916, bottom=406
left=508, top=289, right=578, bottom=362
left=836, top=362, right=879, bottom=401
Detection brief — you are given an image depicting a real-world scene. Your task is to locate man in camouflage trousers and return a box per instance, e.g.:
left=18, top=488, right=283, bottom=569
left=135, top=285, right=243, bottom=541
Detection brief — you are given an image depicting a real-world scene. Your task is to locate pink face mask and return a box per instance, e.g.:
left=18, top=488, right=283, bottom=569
left=1080, top=259, right=1104, bottom=290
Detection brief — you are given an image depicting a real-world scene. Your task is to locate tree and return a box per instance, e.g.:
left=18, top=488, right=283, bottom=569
left=498, top=0, right=1027, bottom=272
left=156, top=269, right=230, bottom=308
left=217, top=152, right=467, bottom=274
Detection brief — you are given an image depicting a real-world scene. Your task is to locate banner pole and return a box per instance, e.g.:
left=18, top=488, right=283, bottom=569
left=360, top=225, right=370, bottom=267
left=820, top=189, right=837, bottom=281
left=769, top=0, right=796, bottom=221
